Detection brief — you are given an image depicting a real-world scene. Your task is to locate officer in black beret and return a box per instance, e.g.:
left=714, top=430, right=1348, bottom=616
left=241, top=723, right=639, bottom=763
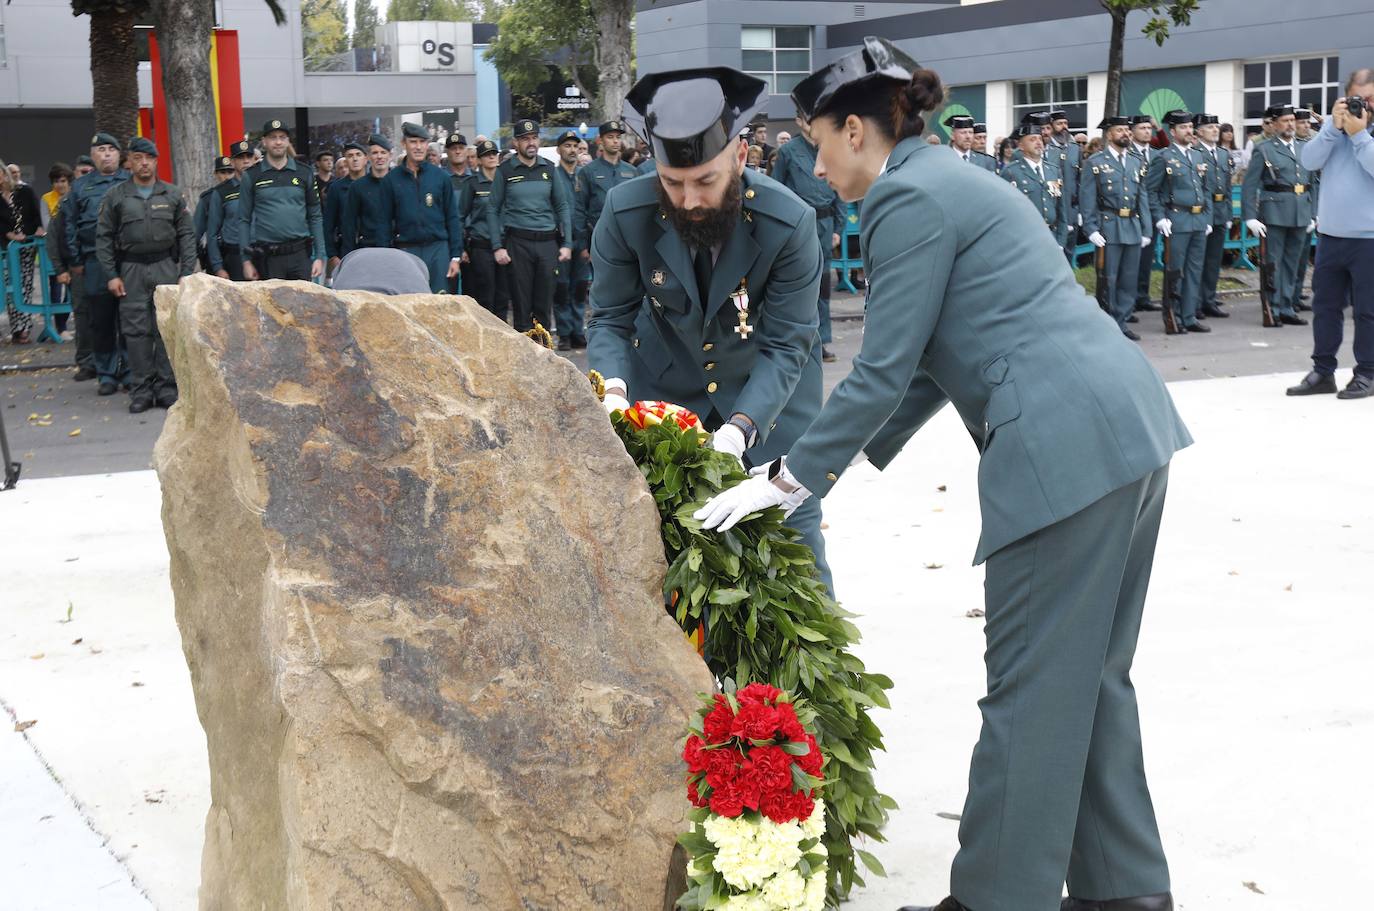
left=342, top=133, right=395, bottom=257
left=586, top=65, right=833, bottom=590
left=238, top=119, right=326, bottom=281
left=487, top=119, right=572, bottom=331
left=194, top=155, right=236, bottom=273
left=323, top=141, right=368, bottom=273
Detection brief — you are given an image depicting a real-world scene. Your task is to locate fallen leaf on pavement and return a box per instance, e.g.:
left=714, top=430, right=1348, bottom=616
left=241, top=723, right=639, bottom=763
left=1243, top=881, right=1265, bottom=894
left=932, top=507, right=944, bottom=512
left=1228, top=570, right=1239, bottom=576
left=937, top=485, right=947, bottom=492
left=29, top=653, right=44, bottom=660
left=131, top=681, right=145, bottom=687
left=936, top=812, right=961, bottom=821
left=14, top=720, right=37, bottom=732
left=924, top=562, right=944, bottom=569
left=966, top=608, right=985, bottom=618
left=1284, top=583, right=1293, bottom=592
left=68, top=428, right=81, bottom=437
left=72, top=638, right=83, bottom=645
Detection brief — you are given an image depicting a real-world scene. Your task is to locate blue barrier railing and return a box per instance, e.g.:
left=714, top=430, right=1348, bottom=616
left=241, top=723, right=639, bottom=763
left=4, top=237, right=70, bottom=343
left=830, top=202, right=862, bottom=294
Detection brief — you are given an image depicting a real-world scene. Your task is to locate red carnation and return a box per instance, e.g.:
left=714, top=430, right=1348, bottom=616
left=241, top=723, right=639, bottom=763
left=687, top=777, right=708, bottom=808
left=759, top=788, right=799, bottom=824
left=776, top=702, right=806, bottom=741
left=703, top=696, right=735, bottom=743
left=735, top=762, right=763, bottom=810
left=730, top=702, right=781, bottom=742
left=705, top=746, right=743, bottom=789
left=737, top=682, right=782, bottom=705
left=797, top=734, right=824, bottom=778
left=749, top=744, right=793, bottom=792
left=790, top=791, right=816, bottom=822
left=709, top=781, right=746, bottom=818
left=683, top=735, right=708, bottom=772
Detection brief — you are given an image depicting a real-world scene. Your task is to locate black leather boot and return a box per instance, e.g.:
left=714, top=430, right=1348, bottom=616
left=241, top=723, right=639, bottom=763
left=900, top=898, right=972, bottom=911
left=1061, top=892, right=1173, bottom=911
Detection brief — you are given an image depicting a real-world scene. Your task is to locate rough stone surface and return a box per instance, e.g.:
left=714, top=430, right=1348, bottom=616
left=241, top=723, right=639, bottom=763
left=153, top=275, right=712, bottom=911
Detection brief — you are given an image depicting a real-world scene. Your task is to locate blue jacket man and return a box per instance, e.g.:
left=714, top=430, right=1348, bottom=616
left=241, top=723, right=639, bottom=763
left=386, top=121, right=463, bottom=293
left=589, top=67, right=832, bottom=591
left=342, top=133, right=395, bottom=256
left=1243, top=104, right=1316, bottom=325
left=1146, top=109, right=1213, bottom=333
left=770, top=130, right=844, bottom=358
left=1081, top=116, right=1154, bottom=338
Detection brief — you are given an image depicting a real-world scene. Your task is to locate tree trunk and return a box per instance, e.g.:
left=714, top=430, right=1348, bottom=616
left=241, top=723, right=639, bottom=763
left=592, top=0, right=634, bottom=123
left=1104, top=8, right=1127, bottom=119
left=152, top=0, right=218, bottom=206
left=88, top=8, right=141, bottom=141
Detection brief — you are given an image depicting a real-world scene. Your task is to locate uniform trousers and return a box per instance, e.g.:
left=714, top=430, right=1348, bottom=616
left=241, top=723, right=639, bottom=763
left=251, top=243, right=312, bottom=281
left=1164, top=230, right=1205, bottom=327
left=1199, top=223, right=1227, bottom=311
left=82, top=258, right=129, bottom=385
left=68, top=269, right=94, bottom=369
left=398, top=240, right=449, bottom=294
left=1266, top=225, right=1305, bottom=318
left=1295, top=234, right=1312, bottom=305
left=1102, top=243, right=1143, bottom=329
left=217, top=246, right=247, bottom=282
left=817, top=266, right=833, bottom=345
left=118, top=257, right=178, bottom=403
left=1310, top=235, right=1374, bottom=379
left=1135, top=227, right=1158, bottom=308
left=465, top=244, right=505, bottom=320
left=553, top=254, right=591, bottom=343
left=507, top=233, right=558, bottom=332
left=951, top=466, right=1172, bottom=911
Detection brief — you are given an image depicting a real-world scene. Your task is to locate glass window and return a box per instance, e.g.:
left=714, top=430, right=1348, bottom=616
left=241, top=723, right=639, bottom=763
left=1328, top=56, right=1340, bottom=82
left=1011, top=76, right=1089, bottom=130
left=1299, top=58, right=1323, bottom=85
left=1298, top=86, right=1323, bottom=109
left=1269, top=60, right=1292, bottom=88
left=741, top=26, right=812, bottom=96
left=1244, top=63, right=1266, bottom=89
left=1242, top=55, right=1340, bottom=129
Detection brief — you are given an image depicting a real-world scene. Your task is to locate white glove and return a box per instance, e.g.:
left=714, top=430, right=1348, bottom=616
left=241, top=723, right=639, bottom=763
left=1155, top=218, right=1173, bottom=237
left=747, top=464, right=809, bottom=515
left=1077, top=213, right=1084, bottom=227
left=1140, top=235, right=1152, bottom=248
left=1246, top=219, right=1267, bottom=238
left=603, top=388, right=630, bottom=415
left=1307, top=219, right=1317, bottom=234
left=709, top=423, right=748, bottom=463
left=1226, top=220, right=1233, bottom=231
left=1205, top=224, right=1213, bottom=236
left=1088, top=231, right=1106, bottom=248
left=694, top=475, right=806, bottom=532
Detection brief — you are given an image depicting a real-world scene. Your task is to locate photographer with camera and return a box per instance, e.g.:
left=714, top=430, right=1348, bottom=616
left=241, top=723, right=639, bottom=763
left=1287, top=69, right=1374, bottom=399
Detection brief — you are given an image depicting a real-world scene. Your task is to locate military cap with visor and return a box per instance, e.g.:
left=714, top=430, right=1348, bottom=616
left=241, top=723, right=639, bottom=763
left=89, top=132, right=122, bottom=151
left=513, top=119, right=540, bottom=138
left=445, top=132, right=469, bottom=147
left=366, top=133, right=393, bottom=151
left=599, top=119, right=627, bottom=136
left=791, top=36, right=919, bottom=123
left=555, top=130, right=580, bottom=146
left=475, top=139, right=500, bottom=157
left=213, top=155, right=234, bottom=172
left=76, top=154, right=95, bottom=167
left=625, top=67, right=768, bottom=168
left=128, top=136, right=158, bottom=157
left=261, top=118, right=290, bottom=137
left=342, top=140, right=367, bottom=155
left=229, top=140, right=254, bottom=158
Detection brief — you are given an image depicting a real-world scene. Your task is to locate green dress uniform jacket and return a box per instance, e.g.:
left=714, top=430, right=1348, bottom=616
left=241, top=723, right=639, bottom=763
left=342, top=172, right=393, bottom=254
left=573, top=156, right=640, bottom=250
left=237, top=156, right=327, bottom=261
left=964, top=149, right=999, bottom=173
left=204, top=177, right=244, bottom=272
left=1241, top=137, right=1316, bottom=227
left=785, top=136, right=1191, bottom=564
left=1190, top=142, right=1234, bottom=227
left=1146, top=143, right=1212, bottom=232
left=193, top=185, right=215, bottom=269
left=486, top=155, right=573, bottom=249
left=1000, top=156, right=1070, bottom=242
left=1046, top=136, right=1081, bottom=207
left=771, top=137, right=844, bottom=251
left=1080, top=149, right=1152, bottom=243
left=637, top=158, right=658, bottom=176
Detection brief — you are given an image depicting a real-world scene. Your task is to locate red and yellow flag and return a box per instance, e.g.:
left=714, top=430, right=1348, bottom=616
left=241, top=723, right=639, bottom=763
left=144, top=30, right=245, bottom=182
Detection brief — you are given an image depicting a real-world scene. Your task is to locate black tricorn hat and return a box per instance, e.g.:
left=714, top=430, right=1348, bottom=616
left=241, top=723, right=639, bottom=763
left=1192, top=113, right=1219, bottom=126
left=791, top=36, right=919, bottom=122
left=623, top=67, right=767, bottom=168
left=1265, top=103, right=1294, bottom=119
left=1022, top=111, right=1052, bottom=128
left=1097, top=115, right=1131, bottom=129
left=1294, top=108, right=1313, bottom=121
left=1163, top=109, right=1194, bottom=127
left=943, top=114, right=975, bottom=130
left=972, top=122, right=987, bottom=134
left=1129, top=114, right=1154, bottom=126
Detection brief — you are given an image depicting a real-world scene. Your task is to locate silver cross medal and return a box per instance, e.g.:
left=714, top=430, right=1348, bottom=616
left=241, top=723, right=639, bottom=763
left=731, top=278, right=753, bottom=340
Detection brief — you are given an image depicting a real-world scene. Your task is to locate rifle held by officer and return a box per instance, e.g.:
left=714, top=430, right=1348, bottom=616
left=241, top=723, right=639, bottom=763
left=1258, top=234, right=1279, bottom=328
left=1094, top=246, right=1110, bottom=314
left=1161, top=235, right=1181, bottom=335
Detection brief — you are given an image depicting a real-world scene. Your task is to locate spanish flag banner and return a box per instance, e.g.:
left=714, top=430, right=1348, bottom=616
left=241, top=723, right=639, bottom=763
left=145, top=30, right=245, bottom=182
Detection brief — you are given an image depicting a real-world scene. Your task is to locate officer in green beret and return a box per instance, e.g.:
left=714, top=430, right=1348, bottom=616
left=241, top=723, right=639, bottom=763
left=588, top=66, right=833, bottom=590
left=238, top=119, right=326, bottom=281
left=457, top=139, right=507, bottom=317
left=1243, top=103, right=1316, bottom=326
left=1081, top=116, right=1154, bottom=339
left=697, top=37, right=1189, bottom=911
left=488, top=119, right=573, bottom=332
left=1001, top=117, right=1070, bottom=245
left=94, top=137, right=196, bottom=413
left=324, top=141, right=367, bottom=273
left=384, top=122, right=463, bottom=293
left=1189, top=113, right=1234, bottom=320
left=58, top=131, right=130, bottom=394
left=342, top=133, right=395, bottom=257
left=771, top=116, right=845, bottom=362
left=1147, top=109, right=1213, bottom=333
left=205, top=141, right=254, bottom=281
left=194, top=155, right=235, bottom=272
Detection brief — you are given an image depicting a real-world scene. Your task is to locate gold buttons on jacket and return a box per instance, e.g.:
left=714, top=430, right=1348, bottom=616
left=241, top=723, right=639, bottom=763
left=702, top=342, right=714, bottom=351
left=633, top=339, right=639, bottom=348
left=707, top=382, right=718, bottom=393
left=825, top=472, right=838, bottom=481
left=705, top=362, right=716, bottom=371
left=745, top=188, right=756, bottom=199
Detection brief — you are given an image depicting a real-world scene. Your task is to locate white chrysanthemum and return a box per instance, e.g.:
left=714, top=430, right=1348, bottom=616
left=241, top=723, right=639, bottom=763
left=720, top=892, right=770, bottom=911
left=761, top=868, right=807, bottom=909
left=801, top=866, right=828, bottom=911
left=801, top=800, right=826, bottom=840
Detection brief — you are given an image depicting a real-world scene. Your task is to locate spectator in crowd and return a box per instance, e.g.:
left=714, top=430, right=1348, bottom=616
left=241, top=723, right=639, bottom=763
left=1084, top=137, right=1104, bottom=157
left=40, top=163, right=72, bottom=228
left=996, top=136, right=1016, bottom=172
left=73, top=155, right=95, bottom=180
left=776, top=130, right=792, bottom=146
left=0, top=158, right=44, bottom=343
left=41, top=163, right=75, bottom=335
left=751, top=122, right=773, bottom=159
left=1074, top=132, right=1089, bottom=150
left=6, top=163, right=25, bottom=189
left=746, top=144, right=766, bottom=170
left=426, top=142, right=443, bottom=167
left=925, top=133, right=942, bottom=145
left=1219, top=122, right=1243, bottom=174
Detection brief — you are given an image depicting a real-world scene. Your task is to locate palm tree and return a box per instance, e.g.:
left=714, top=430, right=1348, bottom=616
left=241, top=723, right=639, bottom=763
left=70, top=0, right=149, bottom=141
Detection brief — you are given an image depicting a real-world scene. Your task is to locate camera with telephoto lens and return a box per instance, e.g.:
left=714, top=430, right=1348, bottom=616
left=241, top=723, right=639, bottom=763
left=1346, top=95, right=1366, bottom=120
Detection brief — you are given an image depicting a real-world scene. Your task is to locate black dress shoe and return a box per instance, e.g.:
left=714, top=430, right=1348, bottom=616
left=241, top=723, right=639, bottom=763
left=129, top=398, right=154, bottom=414
left=1286, top=370, right=1337, bottom=396
left=73, top=366, right=98, bottom=382
left=1280, top=313, right=1308, bottom=326
left=1126, top=313, right=1139, bottom=323
left=1194, top=310, right=1207, bottom=320
left=1296, top=301, right=1313, bottom=311
left=1061, top=891, right=1173, bottom=911
left=1135, top=301, right=1161, bottom=312
left=155, top=389, right=179, bottom=409
left=1200, top=306, right=1230, bottom=318
left=822, top=346, right=837, bottom=363
left=556, top=336, right=573, bottom=351
left=571, top=336, right=588, bottom=349
left=1122, top=328, right=1141, bottom=341
left=1185, top=322, right=1211, bottom=333
left=1337, top=373, right=1374, bottom=400
left=97, top=381, right=117, bottom=396
left=899, top=898, right=972, bottom=911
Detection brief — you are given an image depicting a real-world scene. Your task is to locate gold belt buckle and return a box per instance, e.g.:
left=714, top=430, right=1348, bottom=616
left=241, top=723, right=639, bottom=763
left=1118, top=208, right=1132, bottom=217
left=1190, top=205, right=1203, bottom=214
left=1294, top=184, right=1306, bottom=194
left=1213, top=193, right=1226, bottom=202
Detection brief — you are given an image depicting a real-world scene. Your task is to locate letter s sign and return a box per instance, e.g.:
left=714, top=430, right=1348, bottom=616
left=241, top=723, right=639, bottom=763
left=438, top=42, right=455, bottom=67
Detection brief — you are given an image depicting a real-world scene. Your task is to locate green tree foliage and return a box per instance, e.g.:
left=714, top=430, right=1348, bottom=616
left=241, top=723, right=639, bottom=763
left=352, top=0, right=382, bottom=49
left=485, top=0, right=597, bottom=108
left=1100, top=1, right=1202, bottom=118
left=303, top=0, right=351, bottom=69
left=385, top=0, right=468, bottom=19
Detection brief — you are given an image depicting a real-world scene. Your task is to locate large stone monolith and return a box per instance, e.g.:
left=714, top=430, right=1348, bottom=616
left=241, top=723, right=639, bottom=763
left=154, top=275, right=711, bottom=910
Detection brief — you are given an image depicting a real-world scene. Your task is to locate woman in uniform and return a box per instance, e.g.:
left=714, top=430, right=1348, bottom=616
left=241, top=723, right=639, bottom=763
left=696, top=37, right=1189, bottom=911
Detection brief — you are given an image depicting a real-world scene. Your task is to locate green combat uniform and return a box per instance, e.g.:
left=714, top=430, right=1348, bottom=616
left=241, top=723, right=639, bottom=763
left=591, top=67, right=832, bottom=591
left=237, top=119, right=326, bottom=280
left=1243, top=106, right=1317, bottom=322
left=94, top=150, right=196, bottom=409
left=1080, top=121, right=1153, bottom=334
left=1147, top=111, right=1212, bottom=331
left=782, top=41, right=1193, bottom=911
left=771, top=135, right=844, bottom=347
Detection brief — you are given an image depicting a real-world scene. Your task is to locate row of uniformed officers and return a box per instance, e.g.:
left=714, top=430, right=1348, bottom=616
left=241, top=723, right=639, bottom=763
left=960, top=104, right=1319, bottom=338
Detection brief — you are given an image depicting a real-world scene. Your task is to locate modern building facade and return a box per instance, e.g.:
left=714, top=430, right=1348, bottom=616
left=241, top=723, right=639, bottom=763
left=637, top=0, right=1374, bottom=147
left=0, top=0, right=497, bottom=180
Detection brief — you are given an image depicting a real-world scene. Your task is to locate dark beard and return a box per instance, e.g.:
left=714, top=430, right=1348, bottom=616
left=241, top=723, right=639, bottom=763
left=656, top=175, right=742, bottom=250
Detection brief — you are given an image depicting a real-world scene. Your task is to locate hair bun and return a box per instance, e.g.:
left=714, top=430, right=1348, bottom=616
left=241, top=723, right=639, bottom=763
left=903, top=69, right=945, bottom=115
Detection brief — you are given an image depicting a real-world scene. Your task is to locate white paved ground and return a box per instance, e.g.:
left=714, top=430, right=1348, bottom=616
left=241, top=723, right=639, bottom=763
left=1, top=372, right=1371, bottom=910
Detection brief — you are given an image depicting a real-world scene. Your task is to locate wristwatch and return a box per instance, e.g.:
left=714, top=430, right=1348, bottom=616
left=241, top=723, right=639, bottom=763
left=726, top=414, right=757, bottom=446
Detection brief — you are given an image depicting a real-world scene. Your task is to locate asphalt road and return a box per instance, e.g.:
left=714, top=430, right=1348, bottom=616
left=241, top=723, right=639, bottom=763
left=0, top=289, right=1358, bottom=482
